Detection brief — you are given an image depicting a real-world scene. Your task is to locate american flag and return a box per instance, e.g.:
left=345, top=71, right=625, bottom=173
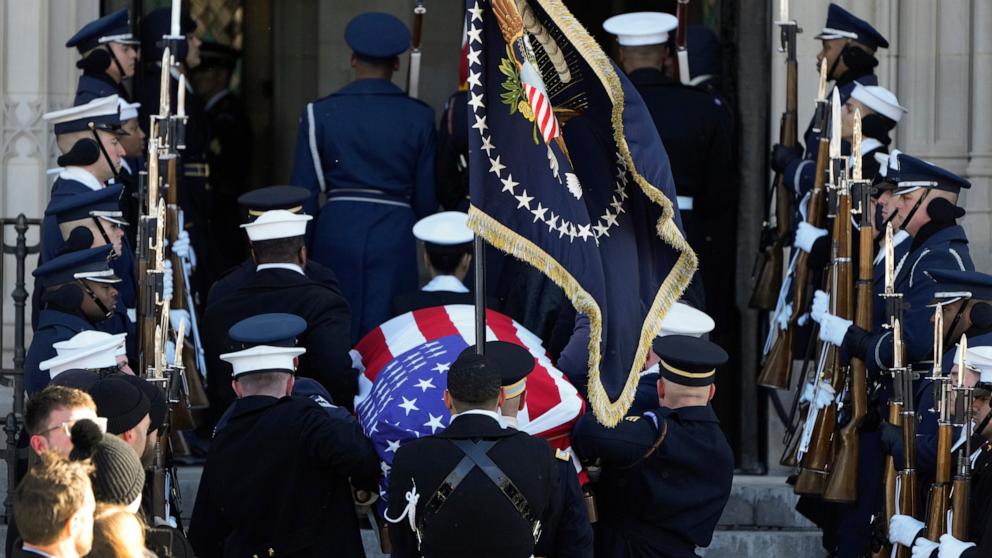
left=352, top=304, right=585, bottom=509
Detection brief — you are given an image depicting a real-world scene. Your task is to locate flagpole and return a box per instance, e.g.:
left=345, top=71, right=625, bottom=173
left=474, top=235, right=486, bottom=355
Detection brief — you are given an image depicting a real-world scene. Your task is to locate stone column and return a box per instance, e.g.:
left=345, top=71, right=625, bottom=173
left=965, top=0, right=992, bottom=271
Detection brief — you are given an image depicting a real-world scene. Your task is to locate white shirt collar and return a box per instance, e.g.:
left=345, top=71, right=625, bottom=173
left=452, top=408, right=505, bottom=427
left=873, top=229, right=910, bottom=265
left=119, top=158, right=132, bottom=174
left=422, top=275, right=470, bottom=293
left=848, top=138, right=885, bottom=168
left=256, top=263, right=305, bottom=276
left=20, top=546, right=59, bottom=558
left=58, top=166, right=104, bottom=191
left=205, top=88, right=231, bottom=111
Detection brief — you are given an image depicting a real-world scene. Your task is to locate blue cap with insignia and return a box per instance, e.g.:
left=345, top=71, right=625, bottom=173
left=44, top=95, right=123, bottom=135
left=603, top=12, right=678, bottom=47
left=462, top=341, right=536, bottom=399
left=33, top=245, right=120, bottom=288
left=892, top=153, right=970, bottom=195
left=238, top=186, right=311, bottom=218
left=228, top=313, right=307, bottom=349
left=653, top=335, right=728, bottom=387
left=927, top=269, right=992, bottom=304
left=140, top=7, right=198, bottom=61
left=66, top=9, right=138, bottom=54
left=45, top=184, right=127, bottom=226
left=815, top=3, right=889, bottom=50
left=345, top=12, right=411, bottom=59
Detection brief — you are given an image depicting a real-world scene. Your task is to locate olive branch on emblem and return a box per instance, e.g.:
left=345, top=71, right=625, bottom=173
left=498, top=45, right=540, bottom=145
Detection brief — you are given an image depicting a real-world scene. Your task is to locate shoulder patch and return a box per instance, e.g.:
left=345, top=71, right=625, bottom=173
left=555, top=448, right=571, bottom=462
left=624, top=416, right=641, bottom=422
left=309, top=394, right=336, bottom=409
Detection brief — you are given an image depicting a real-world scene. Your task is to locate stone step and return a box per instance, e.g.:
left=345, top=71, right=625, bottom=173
left=718, top=475, right=816, bottom=529
left=701, top=529, right=826, bottom=557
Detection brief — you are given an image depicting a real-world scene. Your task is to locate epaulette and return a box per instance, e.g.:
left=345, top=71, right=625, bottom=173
left=555, top=448, right=571, bottom=462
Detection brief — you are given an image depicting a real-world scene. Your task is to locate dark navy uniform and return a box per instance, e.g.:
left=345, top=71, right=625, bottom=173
left=573, top=335, right=733, bottom=558
left=24, top=310, right=95, bottom=396
left=201, top=267, right=356, bottom=415
left=65, top=9, right=137, bottom=104
left=290, top=13, right=437, bottom=342
left=207, top=259, right=343, bottom=309
left=188, top=394, right=380, bottom=558
left=435, top=90, right=470, bottom=212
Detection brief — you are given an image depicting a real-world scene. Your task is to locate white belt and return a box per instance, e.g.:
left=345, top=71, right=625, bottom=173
left=677, top=196, right=694, bottom=211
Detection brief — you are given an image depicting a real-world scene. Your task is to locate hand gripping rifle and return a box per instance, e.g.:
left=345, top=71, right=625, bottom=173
left=674, top=0, right=691, bottom=85
left=925, top=311, right=953, bottom=540
left=407, top=0, right=427, bottom=99
left=795, top=92, right=852, bottom=496
left=951, top=334, right=973, bottom=540
left=758, top=59, right=831, bottom=390
left=824, top=110, right=872, bottom=502
left=750, top=0, right=801, bottom=310
left=872, top=223, right=906, bottom=558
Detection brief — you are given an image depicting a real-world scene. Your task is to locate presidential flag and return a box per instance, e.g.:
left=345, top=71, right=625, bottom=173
left=465, top=0, right=696, bottom=425
left=352, top=304, right=585, bottom=510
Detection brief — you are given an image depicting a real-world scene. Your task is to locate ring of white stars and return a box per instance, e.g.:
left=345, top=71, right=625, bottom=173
left=467, top=1, right=631, bottom=245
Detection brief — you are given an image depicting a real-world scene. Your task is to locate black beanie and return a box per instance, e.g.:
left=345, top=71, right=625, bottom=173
left=50, top=368, right=100, bottom=392
left=89, top=377, right=150, bottom=435
left=114, top=374, right=167, bottom=434
left=69, top=420, right=145, bottom=507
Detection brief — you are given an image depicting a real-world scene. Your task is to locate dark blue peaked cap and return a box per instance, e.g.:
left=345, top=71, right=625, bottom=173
left=45, top=185, right=125, bottom=224
left=816, top=3, right=889, bottom=50
left=345, top=13, right=411, bottom=59
left=894, top=153, right=971, bottom=194
left=687, top=25, right=721, bottom=78
left=141, top=7, right=198, bottom=61
left=238, top=186, right=310, bottom=215
left=228, top=313, right=307, bottom=349
left=33, top=245, right=118, bottom=287
left=928, top=269, right=992, bottom=302
left=66, top=9, right=137, bottom=53
left=653, top=335, right=728, bottom=387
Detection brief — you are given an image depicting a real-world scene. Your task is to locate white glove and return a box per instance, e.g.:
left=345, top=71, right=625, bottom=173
left=170, top=309, right=191, bottom=335
left=889, top=514, right=925, bottom=547
left=172, top=229, right=197, bottom=269
left=162, top=260, right=174, bottom=301
left=776, top=303, right=793, bottom=331
left=799, top=381, right=816, bottom=405
left=938, top=534, right=976, bottom=558
left=793, top=222, right=828, bottom=253
left=912, top=538, right=940, bottom=558
left=811, top=380, right=836, bottom=410
left=819, top=313, right=853, bottom=347
left=811, top=290, right=830, bottom=323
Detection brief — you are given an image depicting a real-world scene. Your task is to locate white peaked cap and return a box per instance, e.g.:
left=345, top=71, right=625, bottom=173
left=241, top=209, right=312, bottom=242
left=220, top=344, right=307, bottom=377
left=413, top=211, right=473, bottom=245
left=43, top=94, right=120, bottom=124
left=659, top=302, right=715, bottom=337
left=964, top=345, right=992, bottom=384
left=851, top=83, right=907, bottom=123
left=603, top=12, right=678, bottom=47
left=117, top=99, right=141, bottom=121
left=41, top=331, right=126, bottom=378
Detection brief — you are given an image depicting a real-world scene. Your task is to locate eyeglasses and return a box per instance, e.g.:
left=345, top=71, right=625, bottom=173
left=41, top=416, right=108, bottom=437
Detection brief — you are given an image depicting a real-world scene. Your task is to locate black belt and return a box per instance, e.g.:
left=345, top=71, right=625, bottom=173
left=420, top=439, right=541, bottom=541
left=183, top=162, right=210, bottom=178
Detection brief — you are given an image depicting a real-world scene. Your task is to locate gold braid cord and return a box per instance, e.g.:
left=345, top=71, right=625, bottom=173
left=468, top=0, right=696, bottom=427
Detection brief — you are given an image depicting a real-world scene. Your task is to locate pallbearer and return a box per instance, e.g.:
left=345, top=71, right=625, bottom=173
left=392, top=211, right=476, bottom=316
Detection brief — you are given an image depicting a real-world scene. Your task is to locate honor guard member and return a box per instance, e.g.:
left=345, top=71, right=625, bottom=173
left=25, top=246, right=120, bottom=396
left=386, top=346, right=569, bottom=558
left=137, top=8, right=217, bottom=295
left=290, top=12, right=438, bottom=343
left=66, top=9, right=139, bottom=105
left=573, top=335, right=734, bottom=558
left=486, top=340, right=594, bottom=558
left=206, top=185, right=342, bottom=308
left=43, top=186, right=137, bottom=359
left=631, top=302, right=716, bottom=416
left=188, top=338, right=380, bottom=558
left=189, top=41, right=253, bottom=273
left=772, top=3, right=887, bottom=198
left=603, top=11, right=736, bottom=341
left=201, top=210, right=355, bottom=423
left=392, top=211, right=475, bottom=316
left=791, top=84, right=906, bottom=274
left=813, top=154, right=974, bottom=375
left=113, top=98, right=147, bottom=247
left=39, top=331, right=127, bottom=382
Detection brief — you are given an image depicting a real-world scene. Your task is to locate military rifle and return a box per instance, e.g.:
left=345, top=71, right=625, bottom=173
left=674, top=0, right=691, bottom=85
left=895, top=323, right=918, bottom=558
left=951, top=334, right=973, bottom=540
left=750, top=0, right=800, bottom=310
left=407, top=0, right=426, bottom=99
left=872, top=223, right=905, bottom=558
left=824, top=110, right=872, bottom=502
left=925, top=312, right=953, bottom=540
left=758, top=59, right=831, bottom=390
left=795, top=92, right=851, bottom=495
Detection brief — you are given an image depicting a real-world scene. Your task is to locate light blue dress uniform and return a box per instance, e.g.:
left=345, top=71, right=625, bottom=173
left=289, top=13, right=437, bottom=342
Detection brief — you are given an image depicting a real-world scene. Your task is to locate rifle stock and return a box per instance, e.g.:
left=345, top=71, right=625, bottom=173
left=925, top=423, right=954, bottom=540
left=873, top=401, right=902, bottom=558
